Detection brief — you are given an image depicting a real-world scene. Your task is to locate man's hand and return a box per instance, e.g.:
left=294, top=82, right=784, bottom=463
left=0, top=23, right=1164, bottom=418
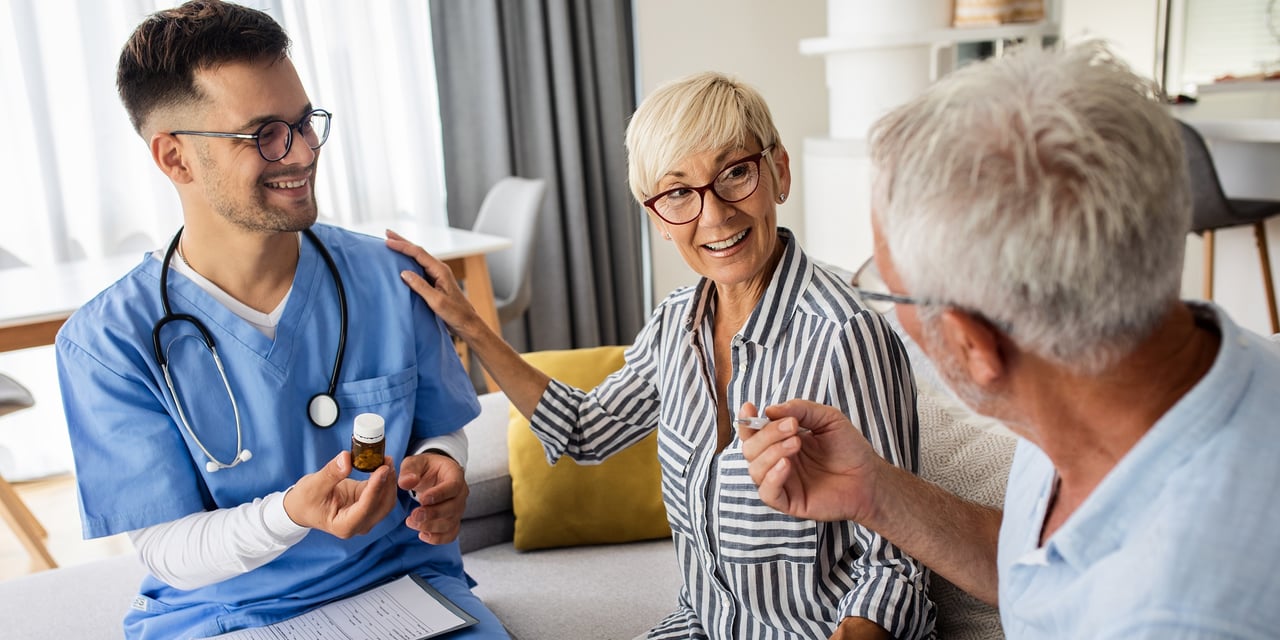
left=830, top=617, right=891, bottom=640
left=284, top=452, right=399, bottom=538
left=737, top=400, right=887, bottom=523
left=398, top=451, right=469, bottom=544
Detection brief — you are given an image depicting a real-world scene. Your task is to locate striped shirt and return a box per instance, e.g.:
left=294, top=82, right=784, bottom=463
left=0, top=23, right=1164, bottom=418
left=530, top=229, right=935, bottom=639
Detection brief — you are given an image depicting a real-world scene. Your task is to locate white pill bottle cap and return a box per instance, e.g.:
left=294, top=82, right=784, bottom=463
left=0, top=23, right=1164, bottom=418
left=353, top=413, right=385, bottom=443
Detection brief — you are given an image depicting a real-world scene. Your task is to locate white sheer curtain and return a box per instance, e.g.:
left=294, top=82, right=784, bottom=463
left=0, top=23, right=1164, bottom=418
left=0, top=0, right=447, bottom=268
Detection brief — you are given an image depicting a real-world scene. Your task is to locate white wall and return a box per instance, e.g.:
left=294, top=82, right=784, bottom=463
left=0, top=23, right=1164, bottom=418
left=633, top=1, right=827, bottom=307
left=1060, top=0, right=1159, bottom=77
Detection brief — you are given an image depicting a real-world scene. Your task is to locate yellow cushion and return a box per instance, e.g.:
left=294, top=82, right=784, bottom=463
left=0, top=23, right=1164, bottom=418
left=508, top=346, right=670, bottom=550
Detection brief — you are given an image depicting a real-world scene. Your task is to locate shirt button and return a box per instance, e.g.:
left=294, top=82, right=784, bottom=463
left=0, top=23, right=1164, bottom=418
left=738, top=363, right=747, bottom=374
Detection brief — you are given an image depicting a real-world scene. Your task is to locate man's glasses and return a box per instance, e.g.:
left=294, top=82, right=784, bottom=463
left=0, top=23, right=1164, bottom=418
left=643, top=146, right=773, bottom=225
left=851, top=256, right=1013, bottom=333
left=850, top=257, right=925, bottom=314
left=171, top=109, right=332, bottom=163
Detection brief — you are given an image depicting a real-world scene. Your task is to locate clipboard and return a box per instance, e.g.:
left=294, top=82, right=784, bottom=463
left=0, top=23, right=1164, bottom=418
left=198, top=574, right=479, bottom=639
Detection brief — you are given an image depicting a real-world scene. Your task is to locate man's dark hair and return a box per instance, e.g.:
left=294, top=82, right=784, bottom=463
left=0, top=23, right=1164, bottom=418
left=117, top=0, right=290, bottom=134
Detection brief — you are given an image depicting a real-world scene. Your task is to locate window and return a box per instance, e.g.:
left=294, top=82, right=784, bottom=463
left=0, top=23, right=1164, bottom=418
left=1169, top=0, right=1280, bottom=93
left=0, top=1, right=446, bottom=267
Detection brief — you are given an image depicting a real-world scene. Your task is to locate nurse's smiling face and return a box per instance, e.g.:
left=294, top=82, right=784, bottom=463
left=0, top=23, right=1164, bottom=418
left=182, top=57, right=321, bottom=234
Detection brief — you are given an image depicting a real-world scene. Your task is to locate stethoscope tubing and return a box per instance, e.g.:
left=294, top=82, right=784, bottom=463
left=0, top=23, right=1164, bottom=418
left=151, top=227, right=348, bottom=471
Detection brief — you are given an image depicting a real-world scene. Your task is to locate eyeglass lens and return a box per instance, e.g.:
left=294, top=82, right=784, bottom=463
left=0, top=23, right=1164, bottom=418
left=652, top=155, right=762, bottom=224
left=258, top=111, right=331, bottom=162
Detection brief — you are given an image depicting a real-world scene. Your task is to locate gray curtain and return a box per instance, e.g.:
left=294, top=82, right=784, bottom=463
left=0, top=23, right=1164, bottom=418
left=429, top=0, right=644, bottom=353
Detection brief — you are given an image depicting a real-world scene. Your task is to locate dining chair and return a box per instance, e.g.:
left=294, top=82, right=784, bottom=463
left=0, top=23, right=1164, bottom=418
left=0, top=247, right=24, bottom=270
left=471, top=177, right=547, bottom=325
left=0, top=373, right=56, bottom=571
left=1179, top=120, right=1280, bottom=333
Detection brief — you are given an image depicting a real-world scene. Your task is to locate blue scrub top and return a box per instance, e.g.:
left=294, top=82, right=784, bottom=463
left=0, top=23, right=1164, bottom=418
left=55, top=224, right=480, bottom=638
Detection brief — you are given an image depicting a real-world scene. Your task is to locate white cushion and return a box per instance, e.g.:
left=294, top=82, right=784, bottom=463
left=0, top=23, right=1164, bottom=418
left=857, top=302, right=1017, bottom=638
left=916, top=379, right=1016, bottom=640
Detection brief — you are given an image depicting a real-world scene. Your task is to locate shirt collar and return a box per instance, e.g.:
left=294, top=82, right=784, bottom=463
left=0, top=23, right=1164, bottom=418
left=1045, top=303, right=1252, bottom=570
left=680, top=227, right=811, bottom=349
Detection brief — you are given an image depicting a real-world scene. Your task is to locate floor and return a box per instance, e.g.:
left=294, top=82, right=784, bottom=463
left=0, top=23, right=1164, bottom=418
left=0, top=473, right=132, bottom=582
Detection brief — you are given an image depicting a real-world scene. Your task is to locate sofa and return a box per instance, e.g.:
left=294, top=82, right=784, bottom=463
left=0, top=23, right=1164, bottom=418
left=0, top=350, right=1018, bottom=639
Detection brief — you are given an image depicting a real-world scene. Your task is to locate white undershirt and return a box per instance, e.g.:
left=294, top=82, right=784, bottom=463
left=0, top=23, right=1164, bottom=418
left=131, top=244, right=469, bottom=591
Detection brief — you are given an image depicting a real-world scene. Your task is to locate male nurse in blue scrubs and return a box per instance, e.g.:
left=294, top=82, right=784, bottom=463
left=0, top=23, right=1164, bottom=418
left=54, top=1, right=508, bottom=637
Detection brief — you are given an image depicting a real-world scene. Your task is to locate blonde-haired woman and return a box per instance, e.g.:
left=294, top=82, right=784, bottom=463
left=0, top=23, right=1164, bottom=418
left=388, top=72, right=934, bottom=640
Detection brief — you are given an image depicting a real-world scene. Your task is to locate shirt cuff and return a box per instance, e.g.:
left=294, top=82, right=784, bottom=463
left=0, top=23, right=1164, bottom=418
left=410, top=429, right=469, bottom=469
left=265, top=489, right=310, bottom=541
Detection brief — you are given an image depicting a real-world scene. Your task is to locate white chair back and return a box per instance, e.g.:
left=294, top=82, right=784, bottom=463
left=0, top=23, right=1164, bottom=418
left=472, top=177, right=546, bottom=324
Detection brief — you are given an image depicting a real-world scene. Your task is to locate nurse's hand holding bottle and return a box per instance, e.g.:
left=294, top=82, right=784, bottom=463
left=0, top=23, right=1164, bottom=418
left=284, top=451, right=399, bottom=539
left=399, top=452, right=469, bottom=544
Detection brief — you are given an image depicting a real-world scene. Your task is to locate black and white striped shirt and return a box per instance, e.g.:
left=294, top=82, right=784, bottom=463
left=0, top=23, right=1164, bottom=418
left=530, top=229, right=935, bottom=639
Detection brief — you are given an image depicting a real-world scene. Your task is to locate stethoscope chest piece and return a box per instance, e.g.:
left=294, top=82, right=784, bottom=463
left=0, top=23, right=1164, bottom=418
left=309, top=393, right=339, bottom=428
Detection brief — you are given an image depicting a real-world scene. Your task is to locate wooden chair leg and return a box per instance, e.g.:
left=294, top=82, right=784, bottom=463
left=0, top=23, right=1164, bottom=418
left=1253, top=222, right=1279, bottom=334
left=0, top=473, right=56, bottom=571
left=1202, top=229, right=1216, bottom=301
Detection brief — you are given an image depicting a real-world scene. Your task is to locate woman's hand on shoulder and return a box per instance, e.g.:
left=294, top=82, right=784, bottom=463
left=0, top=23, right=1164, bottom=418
left=385, top=229, right=485, bottom=339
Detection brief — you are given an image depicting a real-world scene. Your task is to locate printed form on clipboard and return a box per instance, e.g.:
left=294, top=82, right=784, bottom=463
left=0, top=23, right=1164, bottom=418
left=198, top=574, right=478, bottom=640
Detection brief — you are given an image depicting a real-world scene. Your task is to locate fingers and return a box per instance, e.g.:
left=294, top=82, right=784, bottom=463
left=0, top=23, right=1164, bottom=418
left=384, top=228, right=442, bottom=270
left=743, top=423, right=801, bottom=484
left=333, top=464, right=398, bottom=538
left=385, top=230, right=456, bottom=290
left=405, top=491, right=467, bottom=545
left=323, top=451, right=353, bottom=483
left=766, top=398, right=852, bottom=435
left=397, top=453, right=428, bottom=492
left=735, top=402, right=760, bottom=442
left=739, top=410, right=802, bottom=462
left=401, top=452, right=466, bottom=505
left=400, top=453, right=468, bottom=544
left=756, top=457, right=794, bottom=512
left=283, top=452, right=352, bottom=529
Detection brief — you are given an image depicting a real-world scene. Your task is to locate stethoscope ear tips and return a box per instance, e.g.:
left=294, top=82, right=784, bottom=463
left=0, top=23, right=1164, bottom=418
left=205, top=449, right=252, bottom=473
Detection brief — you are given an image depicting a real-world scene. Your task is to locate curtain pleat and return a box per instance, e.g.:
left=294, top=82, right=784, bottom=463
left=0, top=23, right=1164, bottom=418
left=430, top=0, right=644, bottom=353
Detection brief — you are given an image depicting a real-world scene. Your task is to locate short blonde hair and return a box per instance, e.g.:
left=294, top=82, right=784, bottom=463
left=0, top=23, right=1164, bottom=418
left=625, top=72, right=781, bottom=204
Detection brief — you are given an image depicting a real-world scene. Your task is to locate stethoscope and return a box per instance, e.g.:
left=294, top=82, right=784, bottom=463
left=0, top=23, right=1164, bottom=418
left=152, top=227, right=348, bottom=472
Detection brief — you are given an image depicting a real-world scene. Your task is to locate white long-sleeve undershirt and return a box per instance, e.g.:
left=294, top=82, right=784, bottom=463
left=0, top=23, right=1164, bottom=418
left=129, top=431, right=468, bottom=590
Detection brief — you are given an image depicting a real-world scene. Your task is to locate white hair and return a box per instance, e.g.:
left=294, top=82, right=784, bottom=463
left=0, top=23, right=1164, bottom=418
left=869, top=42, right=1190, bottom=374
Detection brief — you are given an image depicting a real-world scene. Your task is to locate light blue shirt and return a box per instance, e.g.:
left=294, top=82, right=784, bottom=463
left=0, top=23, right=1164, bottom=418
left=999, top=304, right=1280, bottom=639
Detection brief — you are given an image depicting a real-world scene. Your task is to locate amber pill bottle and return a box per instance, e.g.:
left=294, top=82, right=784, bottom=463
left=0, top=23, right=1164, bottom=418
left=351, top=413, right=386, bottom=472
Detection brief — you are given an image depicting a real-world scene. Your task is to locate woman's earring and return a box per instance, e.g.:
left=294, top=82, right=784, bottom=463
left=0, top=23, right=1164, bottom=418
left=778, top=192, right=788, bottom=204
left=663, top=232, right=672, bottom=240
